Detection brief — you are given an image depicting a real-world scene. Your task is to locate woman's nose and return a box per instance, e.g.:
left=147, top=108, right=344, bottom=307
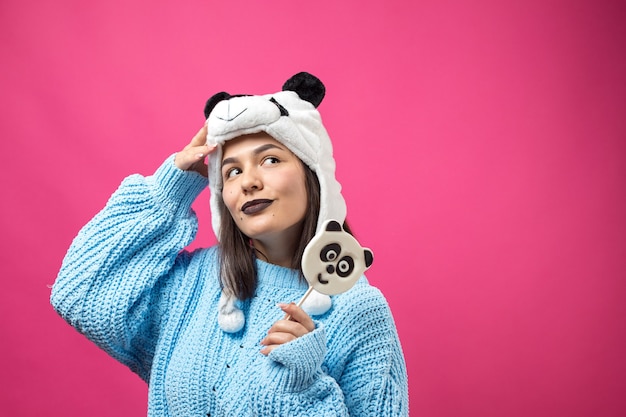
left=241, top=169, right=262, bottom=192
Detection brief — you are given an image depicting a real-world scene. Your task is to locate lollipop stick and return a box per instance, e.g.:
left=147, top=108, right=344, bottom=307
left=283, top=286, right=314, bottom=320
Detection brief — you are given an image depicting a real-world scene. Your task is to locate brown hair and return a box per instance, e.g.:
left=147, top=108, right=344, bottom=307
left=217, top=162, right=321, bottom=300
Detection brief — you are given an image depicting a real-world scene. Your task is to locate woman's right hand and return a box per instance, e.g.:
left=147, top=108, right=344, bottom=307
left=174, top=124, right=216, bottom=177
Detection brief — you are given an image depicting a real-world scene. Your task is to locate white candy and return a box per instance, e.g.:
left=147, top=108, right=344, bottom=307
left=302, top=220, right=374, bottom=296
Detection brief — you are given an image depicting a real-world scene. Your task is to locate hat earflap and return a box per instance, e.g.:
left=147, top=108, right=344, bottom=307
left=217, top=291, right=245, bottom=333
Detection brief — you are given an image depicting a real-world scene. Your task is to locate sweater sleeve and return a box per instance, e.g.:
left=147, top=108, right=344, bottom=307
left=333, top=286, right=409, bottom=416
left=249, top=323, right=350, bottom=416
left=248, top=285, right=409, bottom=416
left=50, top=155, right=208, bottom=381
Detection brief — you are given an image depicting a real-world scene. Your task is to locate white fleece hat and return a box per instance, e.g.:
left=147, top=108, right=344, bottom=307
left=204, top=73, right=347, bottom=332
left=205, top=72, right=347, bottom=239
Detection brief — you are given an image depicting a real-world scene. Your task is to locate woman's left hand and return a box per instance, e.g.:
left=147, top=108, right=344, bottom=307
left=260, top=303, right=315, bottom=356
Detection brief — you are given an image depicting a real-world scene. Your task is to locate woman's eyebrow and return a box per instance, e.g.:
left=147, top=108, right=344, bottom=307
left=222, top=143, right=287, bottom=166
left=221, top=156, right=238, bottom=167
left=252, top=143, right=286, bottom=155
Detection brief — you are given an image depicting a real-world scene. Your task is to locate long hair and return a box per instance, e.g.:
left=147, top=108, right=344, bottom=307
left=217, top=162, right=321, bottom=300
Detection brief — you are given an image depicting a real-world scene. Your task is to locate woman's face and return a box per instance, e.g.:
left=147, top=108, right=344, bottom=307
left=221, top=132, right=308, bottom=250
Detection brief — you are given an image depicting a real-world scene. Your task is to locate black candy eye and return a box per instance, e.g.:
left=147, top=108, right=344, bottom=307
left=336, top=256, right=354, bottom=278
left=320, top=243, right=341, bottom=262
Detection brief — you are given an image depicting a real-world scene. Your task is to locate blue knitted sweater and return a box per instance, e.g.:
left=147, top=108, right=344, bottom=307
left=51, top=156, right=409, bottom=416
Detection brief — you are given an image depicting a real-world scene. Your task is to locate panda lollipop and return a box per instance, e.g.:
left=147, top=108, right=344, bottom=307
left=205, top=72, right=373, bottom=332
left=282, top=220, right=373, bottom=319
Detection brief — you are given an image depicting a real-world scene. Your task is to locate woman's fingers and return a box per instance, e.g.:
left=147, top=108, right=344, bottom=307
left=279, top=303, right=315, bottom=332
left=259, top=303, right=315, bottom=355
left=260, top=328, right=299, bottom=355
left=187, top=124, right=209, bottom=149
left=261, top=330, right=297, bottom=347
left=175, top=144, right=213, bottom=171
left=174, top=125, right=216, bottom=176
left=267, top=316, right=311, bottom=338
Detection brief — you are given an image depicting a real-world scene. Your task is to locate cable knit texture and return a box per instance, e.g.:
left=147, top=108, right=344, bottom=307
left=51, top=155, right=409, bottom=416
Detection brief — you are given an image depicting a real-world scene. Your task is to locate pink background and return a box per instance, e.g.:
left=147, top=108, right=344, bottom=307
left=1, top=0, right=625, bottom=415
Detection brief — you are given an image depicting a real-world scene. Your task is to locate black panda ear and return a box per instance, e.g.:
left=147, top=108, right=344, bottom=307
left=325, top=220, right=342, bottom=232
left=282, top=72, right=325, bottom=108
left=204, top=92, right=231, bottom=118
left=364, top=249, right=374, bottom=268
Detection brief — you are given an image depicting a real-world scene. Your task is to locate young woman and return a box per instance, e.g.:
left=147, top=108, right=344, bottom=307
left=51, top=73, right=409, bottom=416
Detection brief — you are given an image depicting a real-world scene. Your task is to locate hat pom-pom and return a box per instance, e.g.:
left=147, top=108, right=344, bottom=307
left=218, top=292, right=245, bottom=333
left=301, top=289, right=332, bottom=315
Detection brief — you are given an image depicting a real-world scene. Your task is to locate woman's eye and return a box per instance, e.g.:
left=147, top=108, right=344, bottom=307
left=225, top=168, right=241, bottom=179
left=262, top=157, right=280, bottom=166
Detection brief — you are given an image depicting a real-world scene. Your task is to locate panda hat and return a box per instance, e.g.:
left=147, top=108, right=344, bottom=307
left=205, top=72, right=346, bottom=238
left=204, top=72, right=350, bottom=332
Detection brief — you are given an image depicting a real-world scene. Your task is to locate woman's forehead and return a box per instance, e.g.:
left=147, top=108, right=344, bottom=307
left=221, top=132, right=291, bottom=160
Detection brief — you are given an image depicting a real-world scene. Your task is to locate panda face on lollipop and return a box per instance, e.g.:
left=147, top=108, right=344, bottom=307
left=302, top=220, right=374, bottom=296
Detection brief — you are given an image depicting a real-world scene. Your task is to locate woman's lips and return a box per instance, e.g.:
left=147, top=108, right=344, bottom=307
left=241, top=199, right=273, bottom=215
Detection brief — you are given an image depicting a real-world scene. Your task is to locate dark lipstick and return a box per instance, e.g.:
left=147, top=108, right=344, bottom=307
left=241, top=199, right=273, bottom=215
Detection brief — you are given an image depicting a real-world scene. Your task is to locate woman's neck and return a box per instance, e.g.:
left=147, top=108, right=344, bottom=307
left=251, top=239, right=294, bottom=268
left=250, top=223, right=302, bottom=268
